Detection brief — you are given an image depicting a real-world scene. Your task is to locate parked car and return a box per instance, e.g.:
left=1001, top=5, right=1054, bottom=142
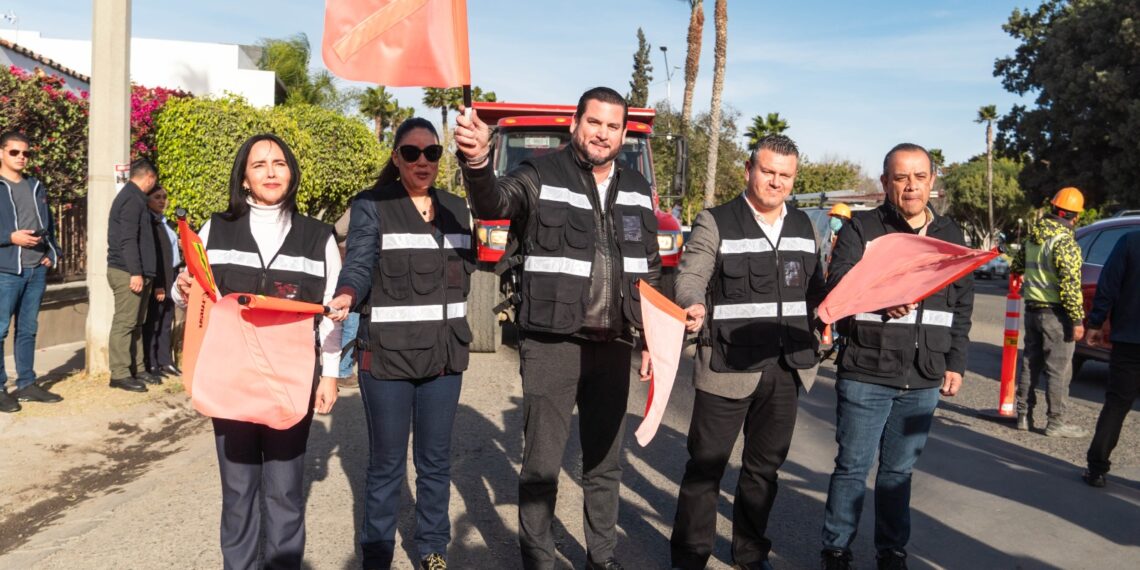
left=1073, top=216, right=1140, bottom=373
left=974, top=257, right=1010, bottom=279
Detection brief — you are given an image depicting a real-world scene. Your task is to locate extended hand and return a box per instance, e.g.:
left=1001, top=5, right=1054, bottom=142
left=10, top=229, right=41, bottom=248
left=1086, top=328, right=1103, bottom=347
left=940, top=371, right=963, bottom=397
left=175, top=270, right=193, bottom=299
left=885, top=303, right=917, bottom=319
left=1072, top=324, right=1086, bottom=343
left=129, top=275, right=144, bottom=294
left=683, top=304, right=706, bottom=333
left=454, top=105, right=492, bottom=163
left=155, top=287, right=166, bottom=302
left=326, top=293, right=353, bottom=322
left=314, top=376, right=338, bottom=414
left=639, top=348, right=653, bottom=382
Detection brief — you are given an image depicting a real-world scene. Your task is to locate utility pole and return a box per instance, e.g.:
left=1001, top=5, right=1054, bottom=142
left=86, top=0, right=131, bottom=375
left=659, top=45, right=675, bottom=105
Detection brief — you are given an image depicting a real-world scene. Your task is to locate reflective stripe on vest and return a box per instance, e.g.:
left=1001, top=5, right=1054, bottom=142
left=524, top=255, right=592, bottom=277
left=713, top=301, right=807, bottom=320
left=382, top=233, right=471, bottom=251
left=615, top=191, right=652, bottom=210
left=1022, top=236, right=1062, bottom=304
left=623, top=257, right=649, bottom=274
left=539, top=184, right=592, bottom=210
left=371, top=302, right=467, bottom=323
left=720, top=237, right=817, bottom=255
left=209, top=249, right=325, bottom=278
left=854, top=309, right=953, bottom=327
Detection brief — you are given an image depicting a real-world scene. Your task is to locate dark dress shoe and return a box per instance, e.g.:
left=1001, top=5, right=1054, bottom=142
left=161, top=364, right=182, bottom=377
left=110, top=377, right=148, bottom=392
left=0, top=390, right=21, bottom=413
left=137, top=372, right=164, bottom=386
left=14, top=383, right=63, bottom=403
left=1083, top=470, right=1107, bottom=488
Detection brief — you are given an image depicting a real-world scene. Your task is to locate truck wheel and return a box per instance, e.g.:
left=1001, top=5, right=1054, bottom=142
left=467, top=267, right=502, bottom=353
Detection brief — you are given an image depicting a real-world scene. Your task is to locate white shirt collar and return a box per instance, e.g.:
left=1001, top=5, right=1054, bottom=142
left=743, top=194, right=786, bottom=226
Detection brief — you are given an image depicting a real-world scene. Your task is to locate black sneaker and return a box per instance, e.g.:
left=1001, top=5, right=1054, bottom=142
left=14, top=383, right=63, bottom=403
left=587, top=558, right=625, bottom=570
left=420, top=553, right=446, bottom=570
left=1083, top=470, right=1107, bottom=488
left=877, top=548, right=908, bottom=570
left=821, top=549, right=852, bottom=570
left=0, top=390, right=21, bottom=413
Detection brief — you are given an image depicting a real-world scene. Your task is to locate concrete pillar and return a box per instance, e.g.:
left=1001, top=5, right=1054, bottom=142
left=85, top=0, right=131, bottom=375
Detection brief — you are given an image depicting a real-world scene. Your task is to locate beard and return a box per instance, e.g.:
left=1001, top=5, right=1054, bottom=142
left=571, top=135, right=621, bottom=166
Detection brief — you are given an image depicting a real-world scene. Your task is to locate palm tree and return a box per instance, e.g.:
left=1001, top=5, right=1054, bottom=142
left=358, top=86, right=396, bottom=140
left=976, top=104, right=998, bottom=247
left=257, top=33, right=341, bottom=108
left=745, top=113, right=789, bottom=148
left=389, top=106, right=416, bottom=141
left=701, top=0, right=727, bottom=209
left=680, top=0, right=704, bottom=134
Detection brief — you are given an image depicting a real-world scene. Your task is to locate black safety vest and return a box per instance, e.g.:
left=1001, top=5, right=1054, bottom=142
left=837, top=206, right=958, bottom=385
left=517, top=149, right=657, bottom=335
left=706, top=197, right=819, bottom=372
left=365, top=183, right=474, bottom=379
left=207, top=211, right=330, bottom=303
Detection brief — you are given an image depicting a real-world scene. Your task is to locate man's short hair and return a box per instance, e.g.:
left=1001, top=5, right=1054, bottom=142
left=129, top=158, right=157, bottom=180
left=575, top=86, right=629, bottom=125
left=0, top=131, right=29, bottom=148
left=882, top=143, right=934, bottom=175
left=748, top=135, right=800, bottom=163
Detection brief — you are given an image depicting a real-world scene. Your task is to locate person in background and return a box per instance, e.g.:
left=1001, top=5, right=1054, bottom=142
left=1010, top=187, right=1089, bottom=437
left=333, top=207, right=359, bottom=390
left=173, top=133, right=341, bottom=569
left=142, top=187, right=181, bottom=378
left=0, top=130, right=62, bottom=413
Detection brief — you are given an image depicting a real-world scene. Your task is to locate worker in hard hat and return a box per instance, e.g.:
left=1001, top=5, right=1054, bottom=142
left=828, top=203, right=852, bottom=237
left=1010, top=187, right=1089, bottom=438
left=820, top=203, right=853, bottom=359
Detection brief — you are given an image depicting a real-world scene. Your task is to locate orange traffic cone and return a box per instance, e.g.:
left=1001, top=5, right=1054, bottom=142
left=997, top=274, right=1023, bottom=417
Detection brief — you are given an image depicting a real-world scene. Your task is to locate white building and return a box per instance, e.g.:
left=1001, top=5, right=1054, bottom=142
left=0, top=30, right=278, bottom=107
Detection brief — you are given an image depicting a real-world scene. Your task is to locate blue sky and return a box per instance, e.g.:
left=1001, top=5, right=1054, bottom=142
left=3, top=0, right=1038, bottom=178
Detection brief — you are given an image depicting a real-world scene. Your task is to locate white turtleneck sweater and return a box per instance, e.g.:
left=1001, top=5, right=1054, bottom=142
left=172, top=201, right=343, bottom=377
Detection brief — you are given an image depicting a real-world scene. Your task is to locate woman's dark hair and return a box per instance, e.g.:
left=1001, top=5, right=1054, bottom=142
left=375, top=117, right=439, bottom=188
left=222, top=133, right=301, bottom=221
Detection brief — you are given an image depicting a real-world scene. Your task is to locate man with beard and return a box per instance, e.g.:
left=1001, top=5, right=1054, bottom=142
left=454, top=87, right=661, bottom=570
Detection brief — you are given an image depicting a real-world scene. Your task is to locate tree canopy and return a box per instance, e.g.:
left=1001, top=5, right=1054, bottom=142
left=942, top=156, right=1032, bottom=246
left=627, top=28, right=653, bottom=108
left=745, top=112, right=789, bottom=148
left=994, top=0, right=1140, bottom=208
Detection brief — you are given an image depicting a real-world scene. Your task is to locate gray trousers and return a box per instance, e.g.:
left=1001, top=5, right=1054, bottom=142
left=1017, top=306, right=1075, bottom=421
left=517, top=332, right=632, bottom=570
left=107, top=267, right=152, bottom=380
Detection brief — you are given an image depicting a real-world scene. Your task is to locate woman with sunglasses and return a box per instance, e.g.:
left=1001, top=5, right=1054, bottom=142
left=328, top=118, right=474, bottom=570
left=173, top=133, right=342, bottom=569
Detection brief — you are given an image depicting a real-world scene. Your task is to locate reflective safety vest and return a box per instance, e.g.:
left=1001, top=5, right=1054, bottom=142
left=365, top=183, right=474, bottom=379
left=1022, top=235, right=1062, bottom=304
left=706, top=197, right=820, bottom=372
left=207, top=211, right=330, bottom=304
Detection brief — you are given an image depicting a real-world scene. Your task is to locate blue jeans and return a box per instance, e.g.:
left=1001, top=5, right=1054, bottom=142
left=822, top=378, right=941, bottom=553
left=359, top=371, right=461, bottom=567
left=339, top=313, right=359, bottom=378
left=0, top=265, right=47, bottom=390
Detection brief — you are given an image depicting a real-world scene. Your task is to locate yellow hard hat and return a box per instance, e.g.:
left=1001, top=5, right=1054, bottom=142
left=1051, top=187, right=1084, bottom=213
left=829, top=203, right=852, bottom=219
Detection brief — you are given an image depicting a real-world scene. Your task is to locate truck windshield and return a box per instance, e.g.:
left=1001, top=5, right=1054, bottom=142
left=495, top=129, right=656, bottom=188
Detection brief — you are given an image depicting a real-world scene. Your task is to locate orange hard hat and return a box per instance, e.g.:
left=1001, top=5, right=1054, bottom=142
left=1051, top=187, right=1084, bottom=213
left=829, top=203, right=852, bottom=219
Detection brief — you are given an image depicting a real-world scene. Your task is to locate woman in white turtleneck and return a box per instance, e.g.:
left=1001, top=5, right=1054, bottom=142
left=173, top=133, right=342, bottom=569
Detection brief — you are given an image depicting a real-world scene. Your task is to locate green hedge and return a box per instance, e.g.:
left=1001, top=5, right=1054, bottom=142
left=155, top=95, right=386, bottom=225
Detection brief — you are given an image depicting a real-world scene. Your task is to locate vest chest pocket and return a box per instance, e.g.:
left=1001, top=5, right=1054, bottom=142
left=219, top=266, right=260, bottom=296
left=720, top=256, right=750, bottom=300
left=411, top=255, right=443, bottom=295
left=380, top=255, right=412, bottom=300
left=526, top=273, right=585, bottom=332
left=749, top=255, right=777, bottom=294
left=918, top=326, right=952, bottom=378
left=846, top=323, right=910, bottom=375
left=374, top=322, right=444, bottom=379
left=565, top=209, right=592, bottom=249
left=537, top=207, right=568, bottom=251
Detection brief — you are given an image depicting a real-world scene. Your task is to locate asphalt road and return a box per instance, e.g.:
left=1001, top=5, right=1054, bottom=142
left=2, top=283, right=1138, bottom=569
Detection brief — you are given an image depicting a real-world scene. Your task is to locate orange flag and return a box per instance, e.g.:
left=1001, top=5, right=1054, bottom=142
left=191, top=295, right=318, bottom=430
left=235, top=294, right=328, bottom=315
left=176, top=211, right=217, bottom=395
left=819, top=233, right=997, bottom=324
left=322, top=0, right=471, bottom=87
left=635, top=281, right=687, bottom=447
left=177, top=211, right=217, bottom=302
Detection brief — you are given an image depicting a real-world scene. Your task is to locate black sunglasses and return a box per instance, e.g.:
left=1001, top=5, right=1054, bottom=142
left=6, top=149, right=34, bottom=159
left=397, top=144, right=443, bottom=163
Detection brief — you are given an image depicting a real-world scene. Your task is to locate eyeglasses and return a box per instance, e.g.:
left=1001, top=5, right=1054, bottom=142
left=397, top=144, right=444, bottom=163
left=5, top=149, right=34, bottom=159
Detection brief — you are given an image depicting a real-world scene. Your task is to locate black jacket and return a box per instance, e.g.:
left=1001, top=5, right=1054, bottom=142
left=107, top=181, right=157, bottom=277
left=1088, top=230, right=1140, bottom=344
left=828, top=203, right=974, bottom=388
left=462, top=145, right=661, bottom=340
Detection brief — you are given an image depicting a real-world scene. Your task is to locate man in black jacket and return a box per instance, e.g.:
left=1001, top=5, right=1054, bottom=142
left=454, top=87, right=661, bottom=570
left=1083, top=230, right=1140, bottom=488
left=820, top=144, right=973, bottom=570
left=106, top=158, right=160, bottom=392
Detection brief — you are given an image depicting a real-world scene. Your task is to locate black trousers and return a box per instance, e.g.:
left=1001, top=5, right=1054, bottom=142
left=670, top=360, right=799, bottom=569
left=1087, top=342, right=1140, bottom=475
left=142, top=295, right=175, bottom=371
left=517, top=332, right=632, bottom=570
left=212, top=413, right=314, bottom=570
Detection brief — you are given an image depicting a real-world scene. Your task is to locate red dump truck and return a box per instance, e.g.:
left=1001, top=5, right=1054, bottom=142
left=466, top=101, right=686, bottom=351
